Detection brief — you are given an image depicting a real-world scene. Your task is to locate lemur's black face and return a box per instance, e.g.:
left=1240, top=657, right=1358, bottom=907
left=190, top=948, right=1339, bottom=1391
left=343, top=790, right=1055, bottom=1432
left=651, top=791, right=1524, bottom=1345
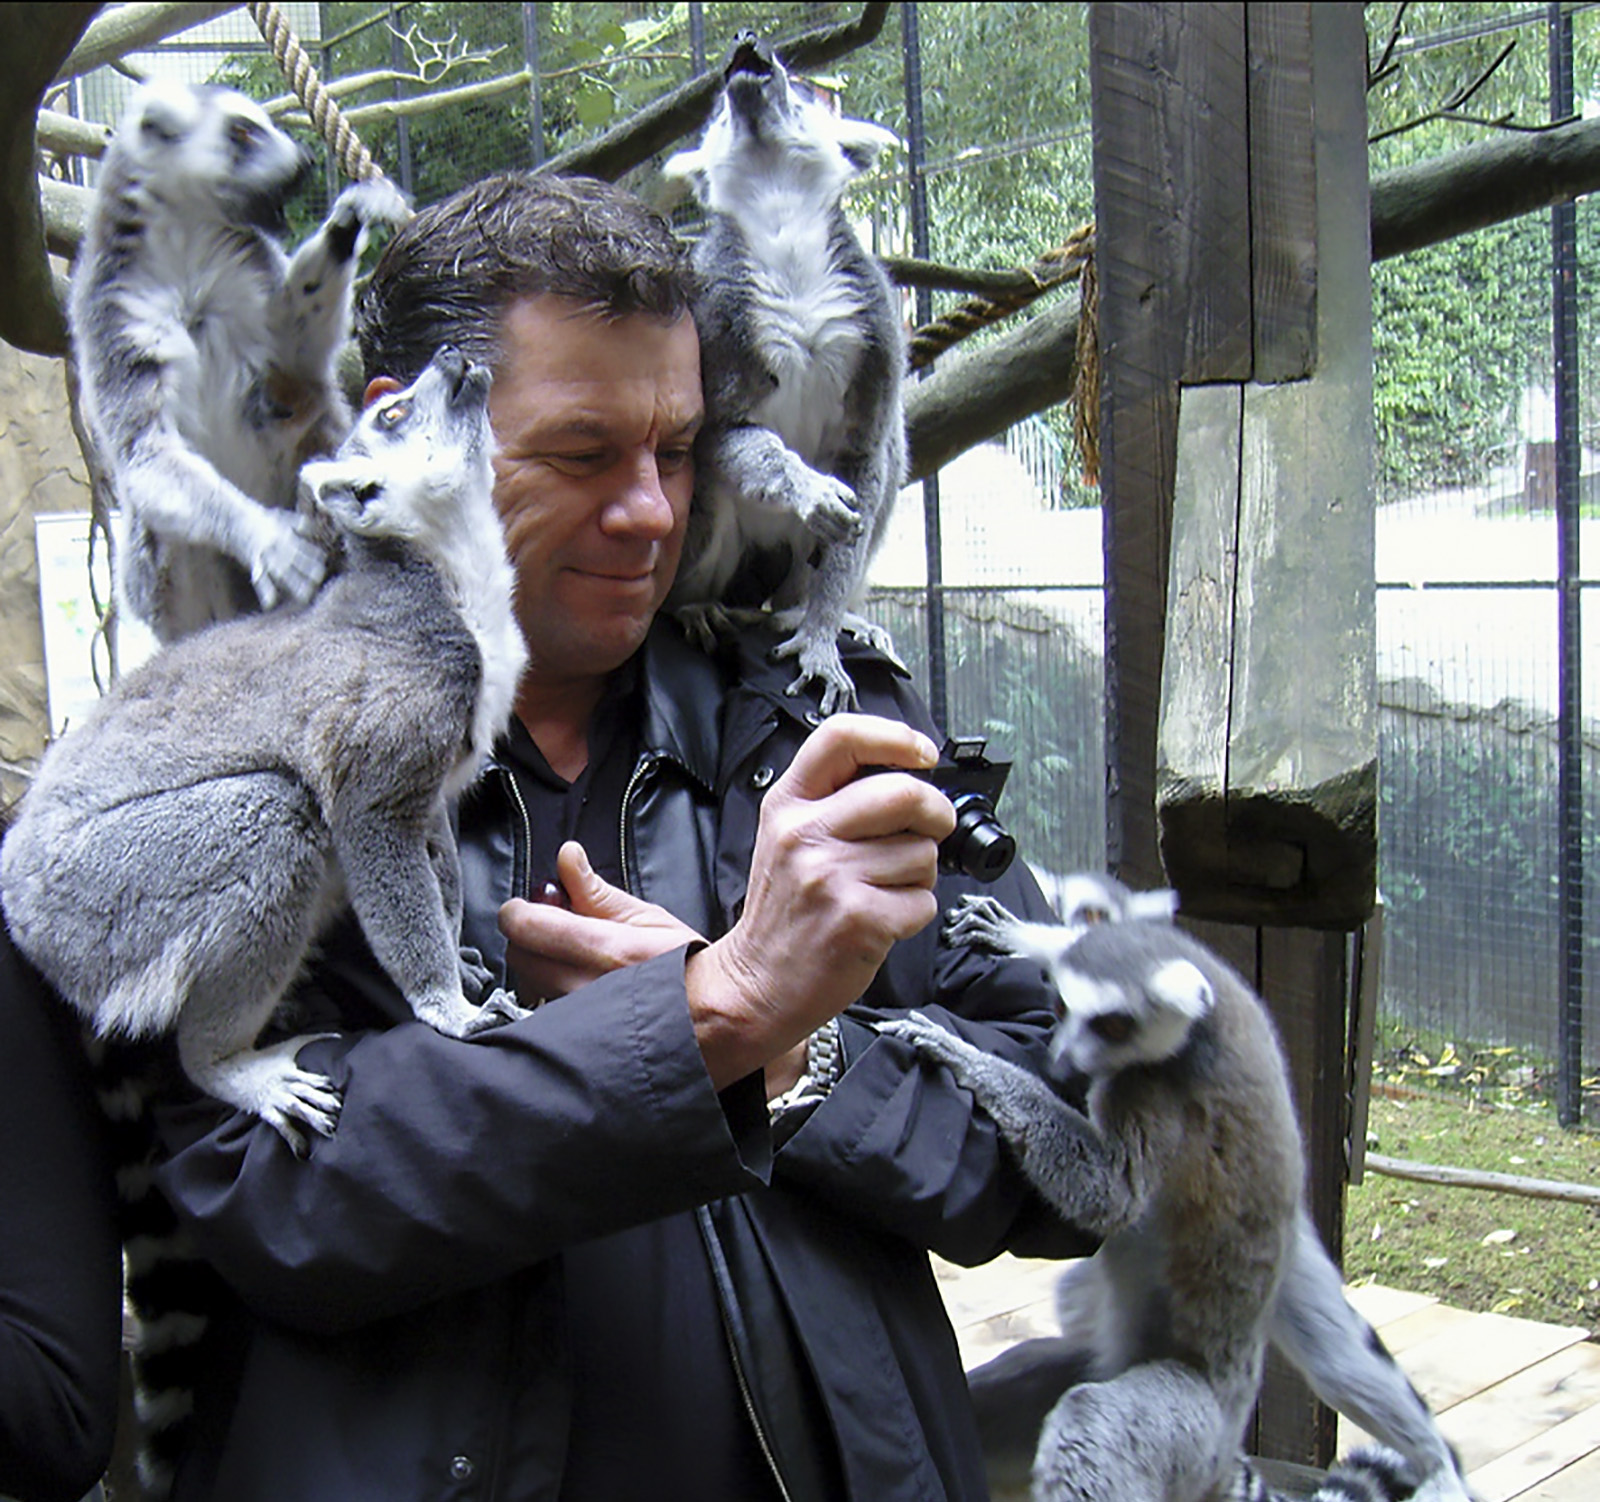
left=721, top=34, right=798, bottom=142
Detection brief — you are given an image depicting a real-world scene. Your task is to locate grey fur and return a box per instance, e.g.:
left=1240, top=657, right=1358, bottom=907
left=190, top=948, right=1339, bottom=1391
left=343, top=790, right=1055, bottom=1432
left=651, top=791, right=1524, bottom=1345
left=946, top=888, right=1473, bottom=1501
left=70, top=79, right=410, bottom=642
left=663, top=37, right=906, bottom=714
left=885, top=922, right=1306, bottom=1501
left=1, top=351, right=528, bottom=1154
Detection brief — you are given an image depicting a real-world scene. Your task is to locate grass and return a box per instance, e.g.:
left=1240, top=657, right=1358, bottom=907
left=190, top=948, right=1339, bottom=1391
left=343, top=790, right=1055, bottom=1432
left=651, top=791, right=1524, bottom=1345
left=1344, top=1087, right=1600, bottom=1336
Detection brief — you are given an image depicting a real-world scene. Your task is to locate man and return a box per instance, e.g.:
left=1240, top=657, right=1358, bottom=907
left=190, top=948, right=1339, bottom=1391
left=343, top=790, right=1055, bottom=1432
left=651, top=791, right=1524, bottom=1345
left=149, top=172, right=1092, bottom=1500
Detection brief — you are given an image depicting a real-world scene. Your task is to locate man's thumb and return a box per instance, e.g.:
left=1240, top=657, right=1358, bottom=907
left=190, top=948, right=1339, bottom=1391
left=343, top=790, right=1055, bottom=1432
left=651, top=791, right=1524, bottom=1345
left=557, top=840, right=639, bottom=919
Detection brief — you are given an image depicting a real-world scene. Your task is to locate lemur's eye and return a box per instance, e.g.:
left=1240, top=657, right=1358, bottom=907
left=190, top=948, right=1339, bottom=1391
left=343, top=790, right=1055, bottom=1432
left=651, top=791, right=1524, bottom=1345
left=228, top=118, right=262, bottom=152
left=1078, top=905, right=1113, bottom=927
left=1088, top=1012, right=1138, bottom=1045
left=377, top=401, right=411, bottom=430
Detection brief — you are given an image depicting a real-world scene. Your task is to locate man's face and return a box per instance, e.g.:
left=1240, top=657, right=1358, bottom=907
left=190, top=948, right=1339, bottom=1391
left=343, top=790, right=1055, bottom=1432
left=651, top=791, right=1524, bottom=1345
left=488, top=294, right=703, bottom=686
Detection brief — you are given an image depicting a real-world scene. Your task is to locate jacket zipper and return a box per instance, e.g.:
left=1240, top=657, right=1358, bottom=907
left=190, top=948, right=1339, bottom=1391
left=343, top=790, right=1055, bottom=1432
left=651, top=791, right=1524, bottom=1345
left=617, top=750, right=668, bottom=896
left=497, top=763, right=534, bottom=899
left=623, top=755, right=796, bottom=1501
left=697, top=1209, right=796, bottom=1502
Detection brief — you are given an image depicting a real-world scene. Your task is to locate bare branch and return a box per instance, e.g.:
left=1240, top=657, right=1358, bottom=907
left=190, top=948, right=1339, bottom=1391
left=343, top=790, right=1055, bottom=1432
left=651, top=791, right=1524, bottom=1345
left=1367, top=1, right=1409, bottom=90
left=279, top=70, right=533, bottom=131
left=55, top=2, right=240, bottom=84
left=37, top=107, right=112, bottom=161
left=1370, top=109, right=1600, bottom=260
left=388, top=18, right=504, bottom=87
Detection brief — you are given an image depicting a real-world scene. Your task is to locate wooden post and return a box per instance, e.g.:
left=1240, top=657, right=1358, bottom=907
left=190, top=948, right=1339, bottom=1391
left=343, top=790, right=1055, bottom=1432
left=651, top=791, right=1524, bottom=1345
left=1090, top=1, right=1376, bottom=1467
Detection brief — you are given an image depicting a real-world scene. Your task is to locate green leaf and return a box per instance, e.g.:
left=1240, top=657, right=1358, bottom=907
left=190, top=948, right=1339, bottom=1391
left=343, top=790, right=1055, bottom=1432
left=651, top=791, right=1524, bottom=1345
left=574, top=85, right=616, bottom=128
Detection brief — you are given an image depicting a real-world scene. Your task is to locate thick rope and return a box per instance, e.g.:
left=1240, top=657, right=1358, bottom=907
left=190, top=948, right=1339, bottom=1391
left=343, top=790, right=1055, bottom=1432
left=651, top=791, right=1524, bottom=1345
left=907, top=221, right=1096, bottom=371
left=248, top=0, right=387, bottom=185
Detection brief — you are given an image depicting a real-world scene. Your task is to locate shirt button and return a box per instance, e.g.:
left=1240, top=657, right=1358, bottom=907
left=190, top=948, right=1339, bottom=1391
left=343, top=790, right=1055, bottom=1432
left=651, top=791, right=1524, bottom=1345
left=751, top=764, right=776, bottom=789
left=450, top=1455, right=475, bottom=1481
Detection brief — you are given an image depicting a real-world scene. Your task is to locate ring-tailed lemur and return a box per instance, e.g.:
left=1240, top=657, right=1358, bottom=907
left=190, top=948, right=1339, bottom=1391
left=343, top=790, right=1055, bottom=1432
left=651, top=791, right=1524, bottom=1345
left=1, top=349, right=529, bottom=1156
left=663, top=33, right=906, bottom=715
left=882, top=904, right=1473, bottom=1502
left=948, top=882, right=1474, bottom=1502
left=70, top=78, right=410, bottom=642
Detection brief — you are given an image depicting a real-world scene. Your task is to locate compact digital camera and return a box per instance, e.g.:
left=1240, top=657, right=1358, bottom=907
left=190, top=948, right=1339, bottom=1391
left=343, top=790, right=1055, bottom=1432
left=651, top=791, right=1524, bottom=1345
left=893, top=736, right=1016, bottom=882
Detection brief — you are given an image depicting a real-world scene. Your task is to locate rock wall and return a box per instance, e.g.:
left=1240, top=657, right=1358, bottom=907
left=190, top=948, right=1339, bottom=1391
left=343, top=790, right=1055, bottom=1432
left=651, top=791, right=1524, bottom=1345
left=0, top=340, right=91, bottom=804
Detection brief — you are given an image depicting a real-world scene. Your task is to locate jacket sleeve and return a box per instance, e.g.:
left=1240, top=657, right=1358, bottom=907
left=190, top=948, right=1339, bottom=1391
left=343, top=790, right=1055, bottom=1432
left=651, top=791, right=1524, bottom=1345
left=154, top=945, right=771, bottom=1334
left=731, top=649, right=1101, bottom=1267
left=0, top=939, right=122, bottom=1502
left=771, top=861, right=1102, bottom=1268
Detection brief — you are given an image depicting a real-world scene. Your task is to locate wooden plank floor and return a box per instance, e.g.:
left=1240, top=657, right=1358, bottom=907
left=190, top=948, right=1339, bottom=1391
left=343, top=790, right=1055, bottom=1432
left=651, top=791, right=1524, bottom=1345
left=935, top=1254, right=1600, bottom=1500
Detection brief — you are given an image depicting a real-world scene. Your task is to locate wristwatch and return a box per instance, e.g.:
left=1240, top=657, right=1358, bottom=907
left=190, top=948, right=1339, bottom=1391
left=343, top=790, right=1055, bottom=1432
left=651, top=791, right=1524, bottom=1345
left=769, top=1016, right=844, bottom=1116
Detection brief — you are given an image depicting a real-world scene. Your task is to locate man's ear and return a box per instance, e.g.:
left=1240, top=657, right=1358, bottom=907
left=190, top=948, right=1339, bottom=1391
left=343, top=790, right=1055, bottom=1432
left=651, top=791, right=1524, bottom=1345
left=363, top=375, right=403, bottom=409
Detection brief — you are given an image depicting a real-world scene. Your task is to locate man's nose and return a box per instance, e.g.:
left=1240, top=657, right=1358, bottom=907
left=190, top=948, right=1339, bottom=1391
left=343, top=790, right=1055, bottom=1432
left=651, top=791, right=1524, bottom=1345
left=603, top=453, right=678, bottom=537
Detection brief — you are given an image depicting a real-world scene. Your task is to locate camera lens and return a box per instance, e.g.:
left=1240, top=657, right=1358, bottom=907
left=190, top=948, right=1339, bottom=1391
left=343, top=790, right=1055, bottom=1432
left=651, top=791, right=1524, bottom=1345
left=942, top=793, right=1017, bottom=882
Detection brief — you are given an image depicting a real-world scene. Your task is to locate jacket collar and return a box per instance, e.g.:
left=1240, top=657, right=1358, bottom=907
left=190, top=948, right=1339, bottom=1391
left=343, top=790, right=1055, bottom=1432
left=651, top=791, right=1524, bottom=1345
left=635, top=618, right=727, bottom=794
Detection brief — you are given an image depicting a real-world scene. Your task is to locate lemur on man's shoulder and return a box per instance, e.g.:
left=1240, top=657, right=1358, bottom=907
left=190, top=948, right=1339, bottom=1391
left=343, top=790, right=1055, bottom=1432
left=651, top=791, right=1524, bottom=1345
left=663, top=34, right=906, bottom=716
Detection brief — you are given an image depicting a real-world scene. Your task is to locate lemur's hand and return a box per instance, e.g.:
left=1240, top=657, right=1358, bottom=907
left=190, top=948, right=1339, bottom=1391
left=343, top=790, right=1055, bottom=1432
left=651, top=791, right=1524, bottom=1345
left=249, top=508, right=328, bottom=609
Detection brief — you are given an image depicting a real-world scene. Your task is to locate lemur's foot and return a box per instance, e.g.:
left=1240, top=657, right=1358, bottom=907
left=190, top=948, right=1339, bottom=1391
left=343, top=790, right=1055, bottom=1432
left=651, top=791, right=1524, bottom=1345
left=774, top=627, right=857, bottom=715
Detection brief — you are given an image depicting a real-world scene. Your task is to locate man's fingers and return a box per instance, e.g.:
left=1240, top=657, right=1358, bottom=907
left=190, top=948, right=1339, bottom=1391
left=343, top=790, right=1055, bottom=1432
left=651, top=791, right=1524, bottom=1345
left=775, top=714, right=940, bottom=803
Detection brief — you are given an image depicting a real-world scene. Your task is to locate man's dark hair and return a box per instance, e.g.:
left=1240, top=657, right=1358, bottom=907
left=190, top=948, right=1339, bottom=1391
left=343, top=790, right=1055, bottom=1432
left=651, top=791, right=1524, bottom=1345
left=356, top=173, right=696, bottom=384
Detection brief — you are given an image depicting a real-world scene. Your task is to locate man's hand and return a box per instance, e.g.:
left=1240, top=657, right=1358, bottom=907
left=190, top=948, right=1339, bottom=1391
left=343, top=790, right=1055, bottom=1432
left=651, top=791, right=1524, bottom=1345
left=499, top=840, right=704, bottom=999
left=687, top=714, right=956, bottom=1091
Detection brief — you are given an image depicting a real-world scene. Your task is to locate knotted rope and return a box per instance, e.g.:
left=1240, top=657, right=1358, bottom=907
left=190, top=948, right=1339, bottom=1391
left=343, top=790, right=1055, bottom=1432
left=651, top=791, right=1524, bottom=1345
left=247, top=0, right=388, bottom=186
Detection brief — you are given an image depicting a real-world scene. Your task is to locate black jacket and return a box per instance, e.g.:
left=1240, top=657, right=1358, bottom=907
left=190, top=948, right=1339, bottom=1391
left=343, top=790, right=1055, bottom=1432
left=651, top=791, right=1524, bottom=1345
left=0, top=931, right=121, bottom=1502
left=155, top=620, right=1093, bottom=1501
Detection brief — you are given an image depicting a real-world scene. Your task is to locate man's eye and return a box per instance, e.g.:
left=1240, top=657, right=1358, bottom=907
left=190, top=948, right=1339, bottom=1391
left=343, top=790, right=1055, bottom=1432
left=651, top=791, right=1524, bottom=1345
left=657, top=448, right=693, bottom=473
left=377, top=401, right=411, bottom=430
left=550, top=452, right=608, bottom=472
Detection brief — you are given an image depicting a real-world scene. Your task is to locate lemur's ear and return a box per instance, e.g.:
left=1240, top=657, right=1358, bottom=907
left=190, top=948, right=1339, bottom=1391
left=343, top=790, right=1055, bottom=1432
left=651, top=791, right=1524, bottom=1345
left=300, top=459, right=385, bottom=529
left=1146, top=959, right=1214, bottom=1022
left=1127, top=888, right=1180, bottom=924
left=831, top=118, right=900, bottom=174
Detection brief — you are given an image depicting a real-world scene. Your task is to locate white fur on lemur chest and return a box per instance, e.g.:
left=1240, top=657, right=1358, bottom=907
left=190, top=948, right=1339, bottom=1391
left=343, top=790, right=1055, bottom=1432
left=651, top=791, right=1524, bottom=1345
left=121, top=223, right=283, bottom=497
left=739, top=207, right=868, bottom=466
left=418, top=465, right=525, bottom=796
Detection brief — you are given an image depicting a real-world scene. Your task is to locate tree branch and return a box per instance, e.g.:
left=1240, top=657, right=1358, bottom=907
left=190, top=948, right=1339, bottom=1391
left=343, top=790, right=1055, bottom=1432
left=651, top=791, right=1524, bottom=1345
left=1371, top=109, right=1600, bottom=260
left=55, top=1, right=241, bottom=84
left=541, top=1, right=891, bottom=182
left=0, top=3, right=100, bottom=356
left=906, top=295, right=1081, bottom=482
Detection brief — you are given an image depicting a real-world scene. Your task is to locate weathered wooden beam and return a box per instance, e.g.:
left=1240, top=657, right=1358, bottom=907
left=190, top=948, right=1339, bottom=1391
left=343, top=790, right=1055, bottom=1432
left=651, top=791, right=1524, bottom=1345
left=1155, top=2, right=1375, bottom=932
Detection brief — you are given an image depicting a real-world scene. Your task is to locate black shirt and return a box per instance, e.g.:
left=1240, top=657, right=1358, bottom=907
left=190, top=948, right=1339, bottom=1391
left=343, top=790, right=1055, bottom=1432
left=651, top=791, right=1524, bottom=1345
left=498, top=693, right=782, bottom=1502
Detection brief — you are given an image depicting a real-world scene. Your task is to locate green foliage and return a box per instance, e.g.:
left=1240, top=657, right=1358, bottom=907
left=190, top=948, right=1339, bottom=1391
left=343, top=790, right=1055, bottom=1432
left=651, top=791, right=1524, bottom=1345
left=1366, top=4, right=1600, bottom=501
